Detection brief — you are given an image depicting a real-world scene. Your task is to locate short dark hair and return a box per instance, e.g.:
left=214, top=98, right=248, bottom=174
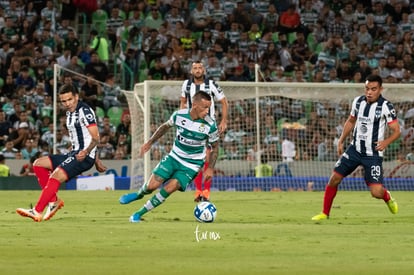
left=193, top=90, right=211, bottom=102
left=365, top=74, right=383, bottom=86
left=59, top=84, right=78, bottom=95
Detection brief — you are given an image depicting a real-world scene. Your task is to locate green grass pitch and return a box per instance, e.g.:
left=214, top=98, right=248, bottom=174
left=1, top=190, right=414, bottom=275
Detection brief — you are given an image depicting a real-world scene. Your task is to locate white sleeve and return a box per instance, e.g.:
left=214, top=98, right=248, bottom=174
left=210, top=80, right=225, bottom=101
left=350, top=97, right=359, bottom=117
left=180, top=80, right=189, bottom=98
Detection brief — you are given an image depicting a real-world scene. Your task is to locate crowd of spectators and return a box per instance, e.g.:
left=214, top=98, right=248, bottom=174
left=1, top=0, right=414, bottom=171
left=0, top=0, right=133, bottom=162
left=102, top=0, right=414, bottom=84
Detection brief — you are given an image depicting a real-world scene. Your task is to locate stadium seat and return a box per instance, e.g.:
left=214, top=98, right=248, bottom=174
left=304, top=100, right=313, bottom=120
left=271, top=32, right=279, bottom=43
left=314, top=42, right=324, bottom=55
left=119, top=9, right=127, bottom=20
left=307, top=33, right=316, bottom=52
left=217, top=146, right=226, bottom=161
left=287, top=32, right=296, bottom=45
left=191, top=31, right=202, bottom=41
left=139, top=68, right=148, bottom=83
left=107, top=106, right=124, bottom=126
left=386, top=138, right=401, bottom=160
left=95, top=106, right=105, bottom=118
left=138, top=55, right=148, bottom=82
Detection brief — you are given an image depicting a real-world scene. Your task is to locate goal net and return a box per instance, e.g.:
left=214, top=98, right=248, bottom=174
left=123, top=80, right=414, bottom=191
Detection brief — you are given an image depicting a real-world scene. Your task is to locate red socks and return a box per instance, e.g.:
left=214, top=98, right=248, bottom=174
left=194, top=162, right=211, bottom=194
left=382, top=188, right=390, bottom=202
left=203, top=162, right=212, bottom=191
left=33, top=165, right=50, bottom=189
left=323, top=185, right=338, bottom=216
left=204, top=177, right=212, bottom=192
left=321, top=185, right=390, bottom=216
left=35, top=178, right=61, bottom=213
left=194, top=169, right=203, bottom=193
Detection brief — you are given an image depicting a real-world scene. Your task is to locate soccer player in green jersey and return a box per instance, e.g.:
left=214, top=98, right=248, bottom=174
left=119, top=91, right=220, bottom=222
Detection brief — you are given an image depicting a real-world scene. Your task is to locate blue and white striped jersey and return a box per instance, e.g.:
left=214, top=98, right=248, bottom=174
left=168, top=109, right=219, bottom=172
left=66, top=101, right=97, bottom=158
left=181, top=78, right=225, bottom=119
left=350, top=95, right=398, bottom=157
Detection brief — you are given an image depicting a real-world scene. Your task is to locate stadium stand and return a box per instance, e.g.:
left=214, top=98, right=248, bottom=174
left=1, top=0, right=414, bottom=170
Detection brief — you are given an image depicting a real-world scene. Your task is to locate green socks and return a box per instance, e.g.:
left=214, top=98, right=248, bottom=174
left=136, top=188, right=170, bottom=217
left=136, top=182, right=152, bottom=199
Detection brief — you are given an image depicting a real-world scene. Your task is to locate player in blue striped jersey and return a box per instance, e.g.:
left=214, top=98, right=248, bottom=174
left=119, top=91, right=220, bottom=223
left=312, top=75, right=401, bottom=221
left=16, top=84, right=107, bottom=222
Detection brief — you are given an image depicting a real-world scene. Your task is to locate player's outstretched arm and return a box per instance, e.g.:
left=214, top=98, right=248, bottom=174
left=139, top=121, right=172, bottom=157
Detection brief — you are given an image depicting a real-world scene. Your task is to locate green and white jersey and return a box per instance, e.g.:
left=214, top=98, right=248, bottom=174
left=168, top=109, right=219, bottom=172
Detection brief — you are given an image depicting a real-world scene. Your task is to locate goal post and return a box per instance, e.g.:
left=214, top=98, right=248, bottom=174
left=123, top=80, right=414, bottom=191
left=51, top=63, right=414, bottom=191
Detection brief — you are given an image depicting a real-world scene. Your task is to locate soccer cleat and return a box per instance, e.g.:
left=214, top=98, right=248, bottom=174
left=119, top=192, right=140, bottom=204
left=202, top=190, right=210, bottom=201
left=200, top=196, right=210, bottom=202
left=43, top=198, right=65, bottom=221
left=311, top=213, right=329, bottom=221
left=194, top=190, right=203, bottom=202
left=16, top=207, right=42, bottom=222
left=194, top=195, right=202, bottom=202
left=129, top=212, right=141, bottom=223
left=386, top=191, right=398, bottom=214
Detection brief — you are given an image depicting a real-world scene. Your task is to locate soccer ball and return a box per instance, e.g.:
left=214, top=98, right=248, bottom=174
left=194, top=201, right=217, bottom=223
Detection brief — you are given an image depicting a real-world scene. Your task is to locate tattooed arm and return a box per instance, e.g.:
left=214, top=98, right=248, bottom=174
left=139, top=122, right=172, bottom=157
